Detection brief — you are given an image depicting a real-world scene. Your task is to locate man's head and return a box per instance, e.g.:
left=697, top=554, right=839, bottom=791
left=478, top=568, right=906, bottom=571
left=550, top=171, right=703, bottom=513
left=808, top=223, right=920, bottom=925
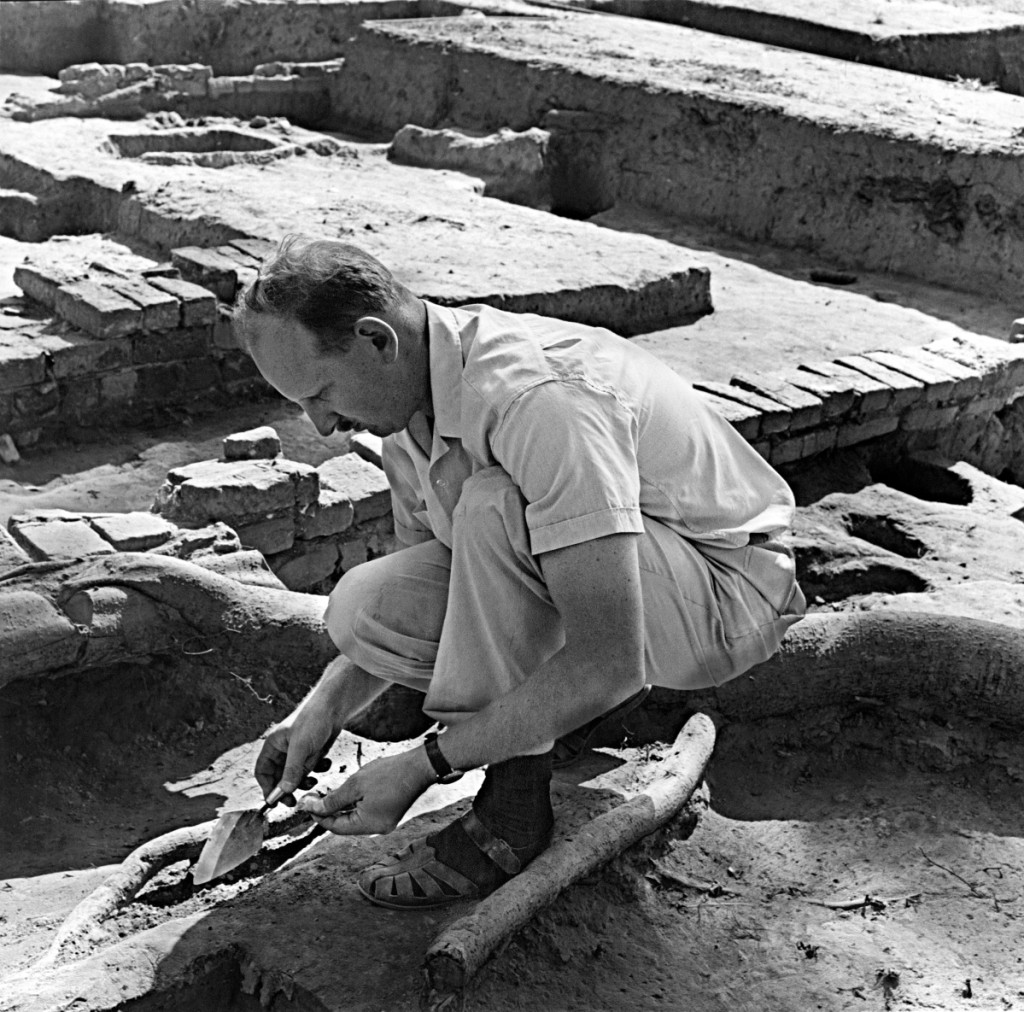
left=234, top=236, right=430, bottom=439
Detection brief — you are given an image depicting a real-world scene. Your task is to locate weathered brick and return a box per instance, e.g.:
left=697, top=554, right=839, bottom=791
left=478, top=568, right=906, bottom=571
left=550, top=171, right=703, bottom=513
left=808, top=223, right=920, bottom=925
left=13, top=262, right=83, bottom=308
left=340, top=536, right=369, bottom=571
left=776, top=367, right=856, bottom=421
left=157, top=458, right=319, bottom=525
left=730, top=372, right=823, bottom=430
left=864, top=350, right=956, bottom=401
left=100, top=275, right=180, bottom=332
left=895, top=346, right=982, bottom=401
left=9, top=515, right=116, bottom=559
left=901, top=403, right=962, bottom=432
left=297, top=491, right=355, bottom=539
left=146, top=275, right=217, bottom=327
left=835, top=413, right=901, bottom=448
left=215, top=245, right=262, bottom=271
left=958, top=394, right=1007, bottom=418
left=253, top=76, right=298, bottom=94
left=132, top=328, right=209, bottom=365
left=0, top=334, right=47, bottom=390
left=798, top=361, right=893, bottom=415
left=60, top=376, right=101, bottom=423
left=234, top=515, right=295, bottom=555
left=99, top=369, right=137, bottom=407
left=835, top=354, right=923, bottom=410
left=924, top=334, right=1024, bottom=396
left=181, top=358, right=221, bottom=394
left=13, top=380, right=59, bottom=420
left=0, top=526, right=31, bottom=574
left=350, top=432, right=384, bottom=470
left=692, top=381, right=790, bottom=435
left=270, top=541, right=340, bottom=591
left=694, top=388, right=761, bottom=441
left=227, top=237, right=276, bottom=262
left=36, top=329, right=131, bottom=379
left=88, top=512, right=178, bottom=551
left=213, top=304, right=238, bottom=350
left=170, top=247, right=244, bottom=302
left=150, top=522, right=241, bottom=559
left=223, top=425, right=281, bottom=461
left=54, top=279, right=143, bottom=339
left=317, top=453, right=391, bottom=523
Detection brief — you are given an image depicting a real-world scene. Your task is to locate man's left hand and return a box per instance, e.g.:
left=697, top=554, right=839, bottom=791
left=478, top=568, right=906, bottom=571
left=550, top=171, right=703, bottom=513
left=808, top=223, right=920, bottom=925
left=296, top=749, right=433, bottom=835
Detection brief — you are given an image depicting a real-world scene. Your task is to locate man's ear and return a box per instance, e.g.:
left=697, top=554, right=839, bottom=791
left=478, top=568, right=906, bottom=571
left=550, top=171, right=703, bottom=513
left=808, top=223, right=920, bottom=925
left=354, top=316, right=399, bottom=364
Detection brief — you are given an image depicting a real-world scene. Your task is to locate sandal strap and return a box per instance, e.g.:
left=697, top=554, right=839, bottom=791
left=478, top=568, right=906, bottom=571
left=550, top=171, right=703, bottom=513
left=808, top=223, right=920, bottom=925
left=460, top=810, right=523, bottom=877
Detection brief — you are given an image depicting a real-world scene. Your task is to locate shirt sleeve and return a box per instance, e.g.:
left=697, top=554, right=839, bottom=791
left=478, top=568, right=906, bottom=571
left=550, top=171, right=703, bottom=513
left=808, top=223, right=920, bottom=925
left=490, top=378, right=644, bottom=555
left=381, top=435, right=436, bottom=549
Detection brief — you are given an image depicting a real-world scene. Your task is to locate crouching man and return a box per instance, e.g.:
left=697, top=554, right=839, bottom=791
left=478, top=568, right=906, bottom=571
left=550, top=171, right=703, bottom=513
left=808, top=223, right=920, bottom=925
left=234, top=235, right=806, bottom=910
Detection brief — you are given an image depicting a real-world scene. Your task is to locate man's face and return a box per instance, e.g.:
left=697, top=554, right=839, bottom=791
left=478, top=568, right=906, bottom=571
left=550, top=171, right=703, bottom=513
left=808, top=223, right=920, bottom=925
left=245, top=313, right=414, bottom=439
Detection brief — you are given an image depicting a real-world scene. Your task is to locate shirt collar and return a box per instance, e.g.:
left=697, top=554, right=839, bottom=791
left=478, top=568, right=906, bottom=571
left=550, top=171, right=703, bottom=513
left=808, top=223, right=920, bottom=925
left=424, top=302, right=464, bottom=441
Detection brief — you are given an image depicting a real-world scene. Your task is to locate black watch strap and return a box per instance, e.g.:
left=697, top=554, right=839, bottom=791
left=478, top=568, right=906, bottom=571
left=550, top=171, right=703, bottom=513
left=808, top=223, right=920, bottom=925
left=424, top=731, right=464, bottom=784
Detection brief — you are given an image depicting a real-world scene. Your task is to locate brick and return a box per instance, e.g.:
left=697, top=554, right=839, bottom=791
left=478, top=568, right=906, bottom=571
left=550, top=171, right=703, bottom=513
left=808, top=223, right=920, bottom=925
left=35, top=329, right=131, bottom=379
left=863, top=350, right=956, bottom=401
left=54, top=279, right=143, bottom=339
left=227, top=237, right=276, bottom=262
left=213, top=304, right=238, bottom=350
left=924, top=334, right=1024, bottom=396
left=835, top=354, right=923, bottom=410
left=694, top=389, right=761, bottom=441
left=13, top=261, right=84, bottom=308
left=835, top=413, right=901, bottom=448
left=100, top=275, right=180, bottom=332
left=777, top=367, right=856, bottom=421
left=215, top=245, right=262, bottom=271
left=13, top=380, right=59, bottom=421
left=317, top=453, right=391, bottom=523
left=88, top=512, right=178, bottom=551
left=340, top=537, right=369, bottom=571
left=901, top=403, right=962, bottom=432
left=60, top=376, right=101, bottom=423
left=895, top=346, right=982, bottom=401
left=99, top=369, right=137, bottom=407
left=223, top=425, right=281, bottom=461
left=234, top=515, right=295, bottom=555
left=692, top=381, right=790, bottom=435
left=157, top=458, right=318, bottom=525
left=181, top=358, right=220, bottom=394
left=0, top=526, right=31, bottom=574
left=9, top=515, right=116, bottom=559
left=253, top=76, right=299, bottom=94
left=730, top=372, right=823, bottom=430
left=170, top=247, right=245, bottom=302
left=350, top=431, right=384, bottom=470
left=958, top=394, right=1007, bottom=417
left=209, top=77, right=235, bottom=99
left=132, top=328, right=209, bottom=365
left=297, top=491, right=355, bottom=539
left=270, top=541, right=340, bottom=591
left=146, top=275, right=217, bottom=327
left=150, top=522, right=241, bottom=559
left=798, top=361, right=894, bottom=415
left=0, top=334, right=47, bottom=390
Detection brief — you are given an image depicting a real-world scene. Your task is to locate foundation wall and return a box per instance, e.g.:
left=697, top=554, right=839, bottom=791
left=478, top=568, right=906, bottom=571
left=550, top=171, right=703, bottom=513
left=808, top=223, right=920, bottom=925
left=331, top=23, right=1024, bottom=298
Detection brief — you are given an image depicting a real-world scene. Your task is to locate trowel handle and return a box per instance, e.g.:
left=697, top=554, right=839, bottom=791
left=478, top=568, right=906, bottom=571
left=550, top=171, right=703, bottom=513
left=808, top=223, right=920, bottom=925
left=259, top=784, right=286, bottom=814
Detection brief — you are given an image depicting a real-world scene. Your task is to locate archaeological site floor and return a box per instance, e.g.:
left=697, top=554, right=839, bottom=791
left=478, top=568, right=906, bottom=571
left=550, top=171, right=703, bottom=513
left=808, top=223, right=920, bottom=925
left=2, top=0, right=1024, bottom=1009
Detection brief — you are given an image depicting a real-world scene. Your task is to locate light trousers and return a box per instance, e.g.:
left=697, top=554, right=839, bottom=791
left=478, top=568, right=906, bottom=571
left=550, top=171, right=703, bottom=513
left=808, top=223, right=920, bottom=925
left=325, top=467, right=806, bottom=726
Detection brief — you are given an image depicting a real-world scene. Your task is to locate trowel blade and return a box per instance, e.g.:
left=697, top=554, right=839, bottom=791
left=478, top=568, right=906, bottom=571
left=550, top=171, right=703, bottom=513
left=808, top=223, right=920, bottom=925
left=192, top=809, right=267, bottom=885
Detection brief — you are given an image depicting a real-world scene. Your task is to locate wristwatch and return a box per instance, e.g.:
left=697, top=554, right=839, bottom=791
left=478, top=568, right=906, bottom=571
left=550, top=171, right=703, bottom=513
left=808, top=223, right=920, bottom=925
left=424, top=731, right=465, bottom=784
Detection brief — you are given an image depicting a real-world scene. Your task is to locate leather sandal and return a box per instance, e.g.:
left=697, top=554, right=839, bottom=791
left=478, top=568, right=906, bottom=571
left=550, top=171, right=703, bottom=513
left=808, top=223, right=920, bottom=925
left=357, top=810, right=549, bottom=910
left=552, top=685, right=652, bottom=769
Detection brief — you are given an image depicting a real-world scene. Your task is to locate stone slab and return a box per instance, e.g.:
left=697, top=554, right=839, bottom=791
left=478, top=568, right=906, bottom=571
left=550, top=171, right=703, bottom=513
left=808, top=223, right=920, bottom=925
left=0, top=332, right=47, bottom=391
left=53, top=279, right=143, bottom=340
left=146, top=274, right=217, bottom=327
left=98, top=274, right=181, bottom=331
left=87, top=511, right=178, bottom=551
left=223, top=425, right=282, bottom=461
left=9, top=515, right=117, bottom=559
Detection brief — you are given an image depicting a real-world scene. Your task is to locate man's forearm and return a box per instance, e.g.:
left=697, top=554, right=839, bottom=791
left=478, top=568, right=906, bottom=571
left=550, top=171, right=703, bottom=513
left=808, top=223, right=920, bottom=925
left=304, top=655, right=391, bottom=728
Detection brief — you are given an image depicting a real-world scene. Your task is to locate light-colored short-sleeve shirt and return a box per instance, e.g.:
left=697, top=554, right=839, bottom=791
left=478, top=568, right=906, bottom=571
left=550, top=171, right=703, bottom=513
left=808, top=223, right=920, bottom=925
left=383, top=303, right=795, bottom=555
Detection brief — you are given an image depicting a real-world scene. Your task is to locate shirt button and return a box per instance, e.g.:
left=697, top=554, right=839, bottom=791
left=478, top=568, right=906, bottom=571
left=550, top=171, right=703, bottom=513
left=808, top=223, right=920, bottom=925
left=435, top=478, right=447, bottom=488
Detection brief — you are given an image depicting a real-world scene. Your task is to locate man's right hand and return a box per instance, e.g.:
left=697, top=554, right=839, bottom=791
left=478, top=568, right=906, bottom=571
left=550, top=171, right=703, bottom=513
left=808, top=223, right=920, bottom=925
left=254, top=702, right=341, bottom=807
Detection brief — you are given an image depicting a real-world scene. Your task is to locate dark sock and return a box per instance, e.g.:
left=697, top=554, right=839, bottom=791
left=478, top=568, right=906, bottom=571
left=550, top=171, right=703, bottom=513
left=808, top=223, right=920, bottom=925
left=427, top=751, right=554, bottom=895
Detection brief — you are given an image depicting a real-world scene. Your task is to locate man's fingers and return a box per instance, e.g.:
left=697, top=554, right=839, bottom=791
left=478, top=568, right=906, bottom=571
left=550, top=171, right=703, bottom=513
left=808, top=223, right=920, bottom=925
left=254, top=739, right=287, bottom=799
left=312, top=757, right=332, bottom=774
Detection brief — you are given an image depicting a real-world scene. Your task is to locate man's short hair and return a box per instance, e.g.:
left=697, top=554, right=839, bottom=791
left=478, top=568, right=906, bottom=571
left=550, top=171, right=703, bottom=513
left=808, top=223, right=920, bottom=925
left=235, top=235, right=401, bottom=353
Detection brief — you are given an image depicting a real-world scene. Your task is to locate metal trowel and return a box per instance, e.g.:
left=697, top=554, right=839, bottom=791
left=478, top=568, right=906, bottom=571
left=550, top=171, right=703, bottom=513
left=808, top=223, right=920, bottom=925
left=192, top=786, right=285, bottom=886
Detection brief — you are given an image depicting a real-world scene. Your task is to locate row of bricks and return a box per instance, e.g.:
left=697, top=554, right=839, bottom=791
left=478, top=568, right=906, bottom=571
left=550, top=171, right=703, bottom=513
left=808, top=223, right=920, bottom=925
left=12, top=237, right=273, bottom=341
left=0, top=353, right=265, bottom=435
left=693, top=334, right=1024, bottom=460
